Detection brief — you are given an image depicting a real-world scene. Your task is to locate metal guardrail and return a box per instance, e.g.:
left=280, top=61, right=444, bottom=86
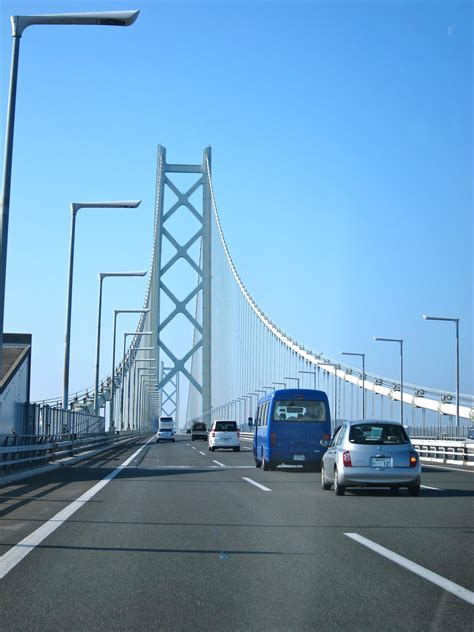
left=240, top=432, right=474, bottom=466
left=24, top=402, right=105, bottom=436
left=411, top=439, right=474, bottom=466
left=0, top=431, right=145, bottom=479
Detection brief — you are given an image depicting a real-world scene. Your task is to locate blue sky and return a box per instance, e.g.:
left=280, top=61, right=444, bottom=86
left=0, top=0, right=472, bottom=402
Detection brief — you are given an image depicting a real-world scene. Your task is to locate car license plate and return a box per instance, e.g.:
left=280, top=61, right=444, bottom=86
left=372, top=457, right=392, bottom=467
left=293, top=454, right=305, bottom=461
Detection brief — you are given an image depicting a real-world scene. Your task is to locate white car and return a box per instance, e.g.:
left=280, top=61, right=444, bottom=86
left=208, top=420, right=240, bottom=452
left=156, top=427, right=175, bottom=443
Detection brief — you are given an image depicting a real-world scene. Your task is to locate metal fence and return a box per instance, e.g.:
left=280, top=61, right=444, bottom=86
left=24, top=403, right=105, bottom=436
left=0, top=430, right=146, bottom=479
left=407, top=426, right=469, bottom=440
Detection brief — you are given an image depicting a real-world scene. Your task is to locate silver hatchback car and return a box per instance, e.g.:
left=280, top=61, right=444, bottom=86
left=321, top=420, right=421, bottom=496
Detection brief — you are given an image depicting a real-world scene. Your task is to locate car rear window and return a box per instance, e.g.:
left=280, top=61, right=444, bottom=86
left=193, top=423, right=206, bottom=431
left=272, top=400, right=328, bottom=422
left=214, top=421, right=237, bottom=432
left=349, top=423, right=409, bottom=445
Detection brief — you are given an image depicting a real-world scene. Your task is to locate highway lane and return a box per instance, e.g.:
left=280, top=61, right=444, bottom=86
left=0, top=434, right=473, bottom=631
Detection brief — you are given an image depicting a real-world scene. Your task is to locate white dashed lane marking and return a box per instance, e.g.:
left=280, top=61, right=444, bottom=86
left=344, top=533, right=474, bottom=605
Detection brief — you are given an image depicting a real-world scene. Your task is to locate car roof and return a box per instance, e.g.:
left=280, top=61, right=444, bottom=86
left=345, top=419, right=404, bottom=426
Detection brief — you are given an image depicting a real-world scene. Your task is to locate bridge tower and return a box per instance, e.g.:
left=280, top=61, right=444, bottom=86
left=149, top=146, right=212, bottom=425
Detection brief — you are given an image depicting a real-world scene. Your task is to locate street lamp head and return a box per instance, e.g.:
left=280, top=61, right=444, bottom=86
left=114, top=308, right=150, bottom=315
left=100, top=271, right=147, bottom=280
left=13, top=11, right=140, bottom=37
left=423, top=314, right=459, bottom=323
left=72, top=200, right=141, bottom=214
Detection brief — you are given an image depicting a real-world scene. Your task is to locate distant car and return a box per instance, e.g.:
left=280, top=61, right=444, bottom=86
left=321, top=420, right=421, bottom=496
left=208, top=420, right=240, bottom=452
left=186, top=428, right=191, bottom=434
left=156, top=427, right=175, bottom=443
left=191, top=422, right=208, bottom=441
left=466, top=429, right=474, bottom=443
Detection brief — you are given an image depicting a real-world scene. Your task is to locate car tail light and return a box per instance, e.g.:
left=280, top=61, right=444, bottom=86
left=409, top=451, right=418, bottom=467
left=270, top=432, right=277, bottom=447
left=342, top=451, right=352, bottom=467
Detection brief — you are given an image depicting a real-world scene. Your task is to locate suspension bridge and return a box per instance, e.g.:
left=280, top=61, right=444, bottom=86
left=2, top=147, right=473, bottom=630
left=43, top=146, right=472, bottom=436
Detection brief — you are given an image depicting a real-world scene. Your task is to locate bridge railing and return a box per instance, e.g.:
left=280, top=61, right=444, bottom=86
left=24, top=402, right=105, bottom=436
left=0, top=429, right=147, bottom=481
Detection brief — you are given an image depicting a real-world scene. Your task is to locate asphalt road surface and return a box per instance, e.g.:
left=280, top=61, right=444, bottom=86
left=0, top=433, right=473, bottom=631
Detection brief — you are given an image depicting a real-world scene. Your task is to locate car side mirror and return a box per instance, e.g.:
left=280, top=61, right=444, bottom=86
left=320, top=439, right=330, bottom=447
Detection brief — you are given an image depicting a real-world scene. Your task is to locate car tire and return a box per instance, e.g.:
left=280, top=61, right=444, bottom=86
left=262, top=455, right=271, bottom=471
left=255, top=458, right=262, bottom=469
left=321, top=465, right=331, bottom=490
left=208, top=446, right=211, bottom=451
left=408, top=485, right=420, bottom=496
left=211, top=447, right=215, bottom=452
left=334, top=469, right=345, bottom=496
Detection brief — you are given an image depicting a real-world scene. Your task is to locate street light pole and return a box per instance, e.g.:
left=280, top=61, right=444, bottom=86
left=317, top=362, right=338, bottom=430
left=94, top=271, right=147, bottom=415
left=130, top=355, right=155, bottom=429
left=135, top=366, right=156, bottom=430
left=423, top=315, right=460, bottom=428
left=341, top=352, right=366, bottom=419
left=374, top=337, right=404, bottom=425
left=120, top=331, right=153, bottom=429
left=110, top=308, right=149, bottom=431
left=0, top=9, right=140, bottom=383
left=62, top=200, right=141, bottom=409
left=299, top=370, right=317, bottom=389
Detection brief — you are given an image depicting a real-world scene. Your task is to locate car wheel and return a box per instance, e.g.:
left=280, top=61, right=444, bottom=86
left=236, top=447, right=240, bottom=452
left=334, top=469, right=345, bottom=496
left=211, top=447, right=215, bottom=452
left=255, top=458, right=262, bottom=469
left=408, top=485, right=420, bottom=496
left=208, top=446, right=211, bottom=451
left=321, top=465, right=331, bottom=490
left=262, top=455, right=271, bottom=471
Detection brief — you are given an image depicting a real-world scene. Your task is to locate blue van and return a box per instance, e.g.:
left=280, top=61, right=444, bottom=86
left=253, top=389, right=331, bottom=471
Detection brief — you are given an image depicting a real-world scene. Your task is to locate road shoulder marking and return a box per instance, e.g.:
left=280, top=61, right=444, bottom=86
left=0, top=437, right=153, bottom=580
left=242, top=477, right=271, bottom=492
left=344, top=532, right=474, bottom=605
left=422, top=463, right=474, bottom=475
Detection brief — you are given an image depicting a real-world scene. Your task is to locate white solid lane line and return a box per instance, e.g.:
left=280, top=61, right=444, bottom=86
left=422, top=463, right=474, bottom=475
left=344, top=533, right=474, bottom=606
left=242, top=477, right=271, bottom=492
left=0, top=436, right=154, bottom=581
left=420, top=484, right=442, bottom=491
left=213, top=460, right=225, bottom=467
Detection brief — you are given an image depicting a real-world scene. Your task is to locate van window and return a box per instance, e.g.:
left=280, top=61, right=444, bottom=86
left=192, top=423, right=206, bottom=431
left=273, top=400, right=327, bottom=422
left=261, top=402, right=269, bottom=427
left=215, top=421, right=237, bottom=432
